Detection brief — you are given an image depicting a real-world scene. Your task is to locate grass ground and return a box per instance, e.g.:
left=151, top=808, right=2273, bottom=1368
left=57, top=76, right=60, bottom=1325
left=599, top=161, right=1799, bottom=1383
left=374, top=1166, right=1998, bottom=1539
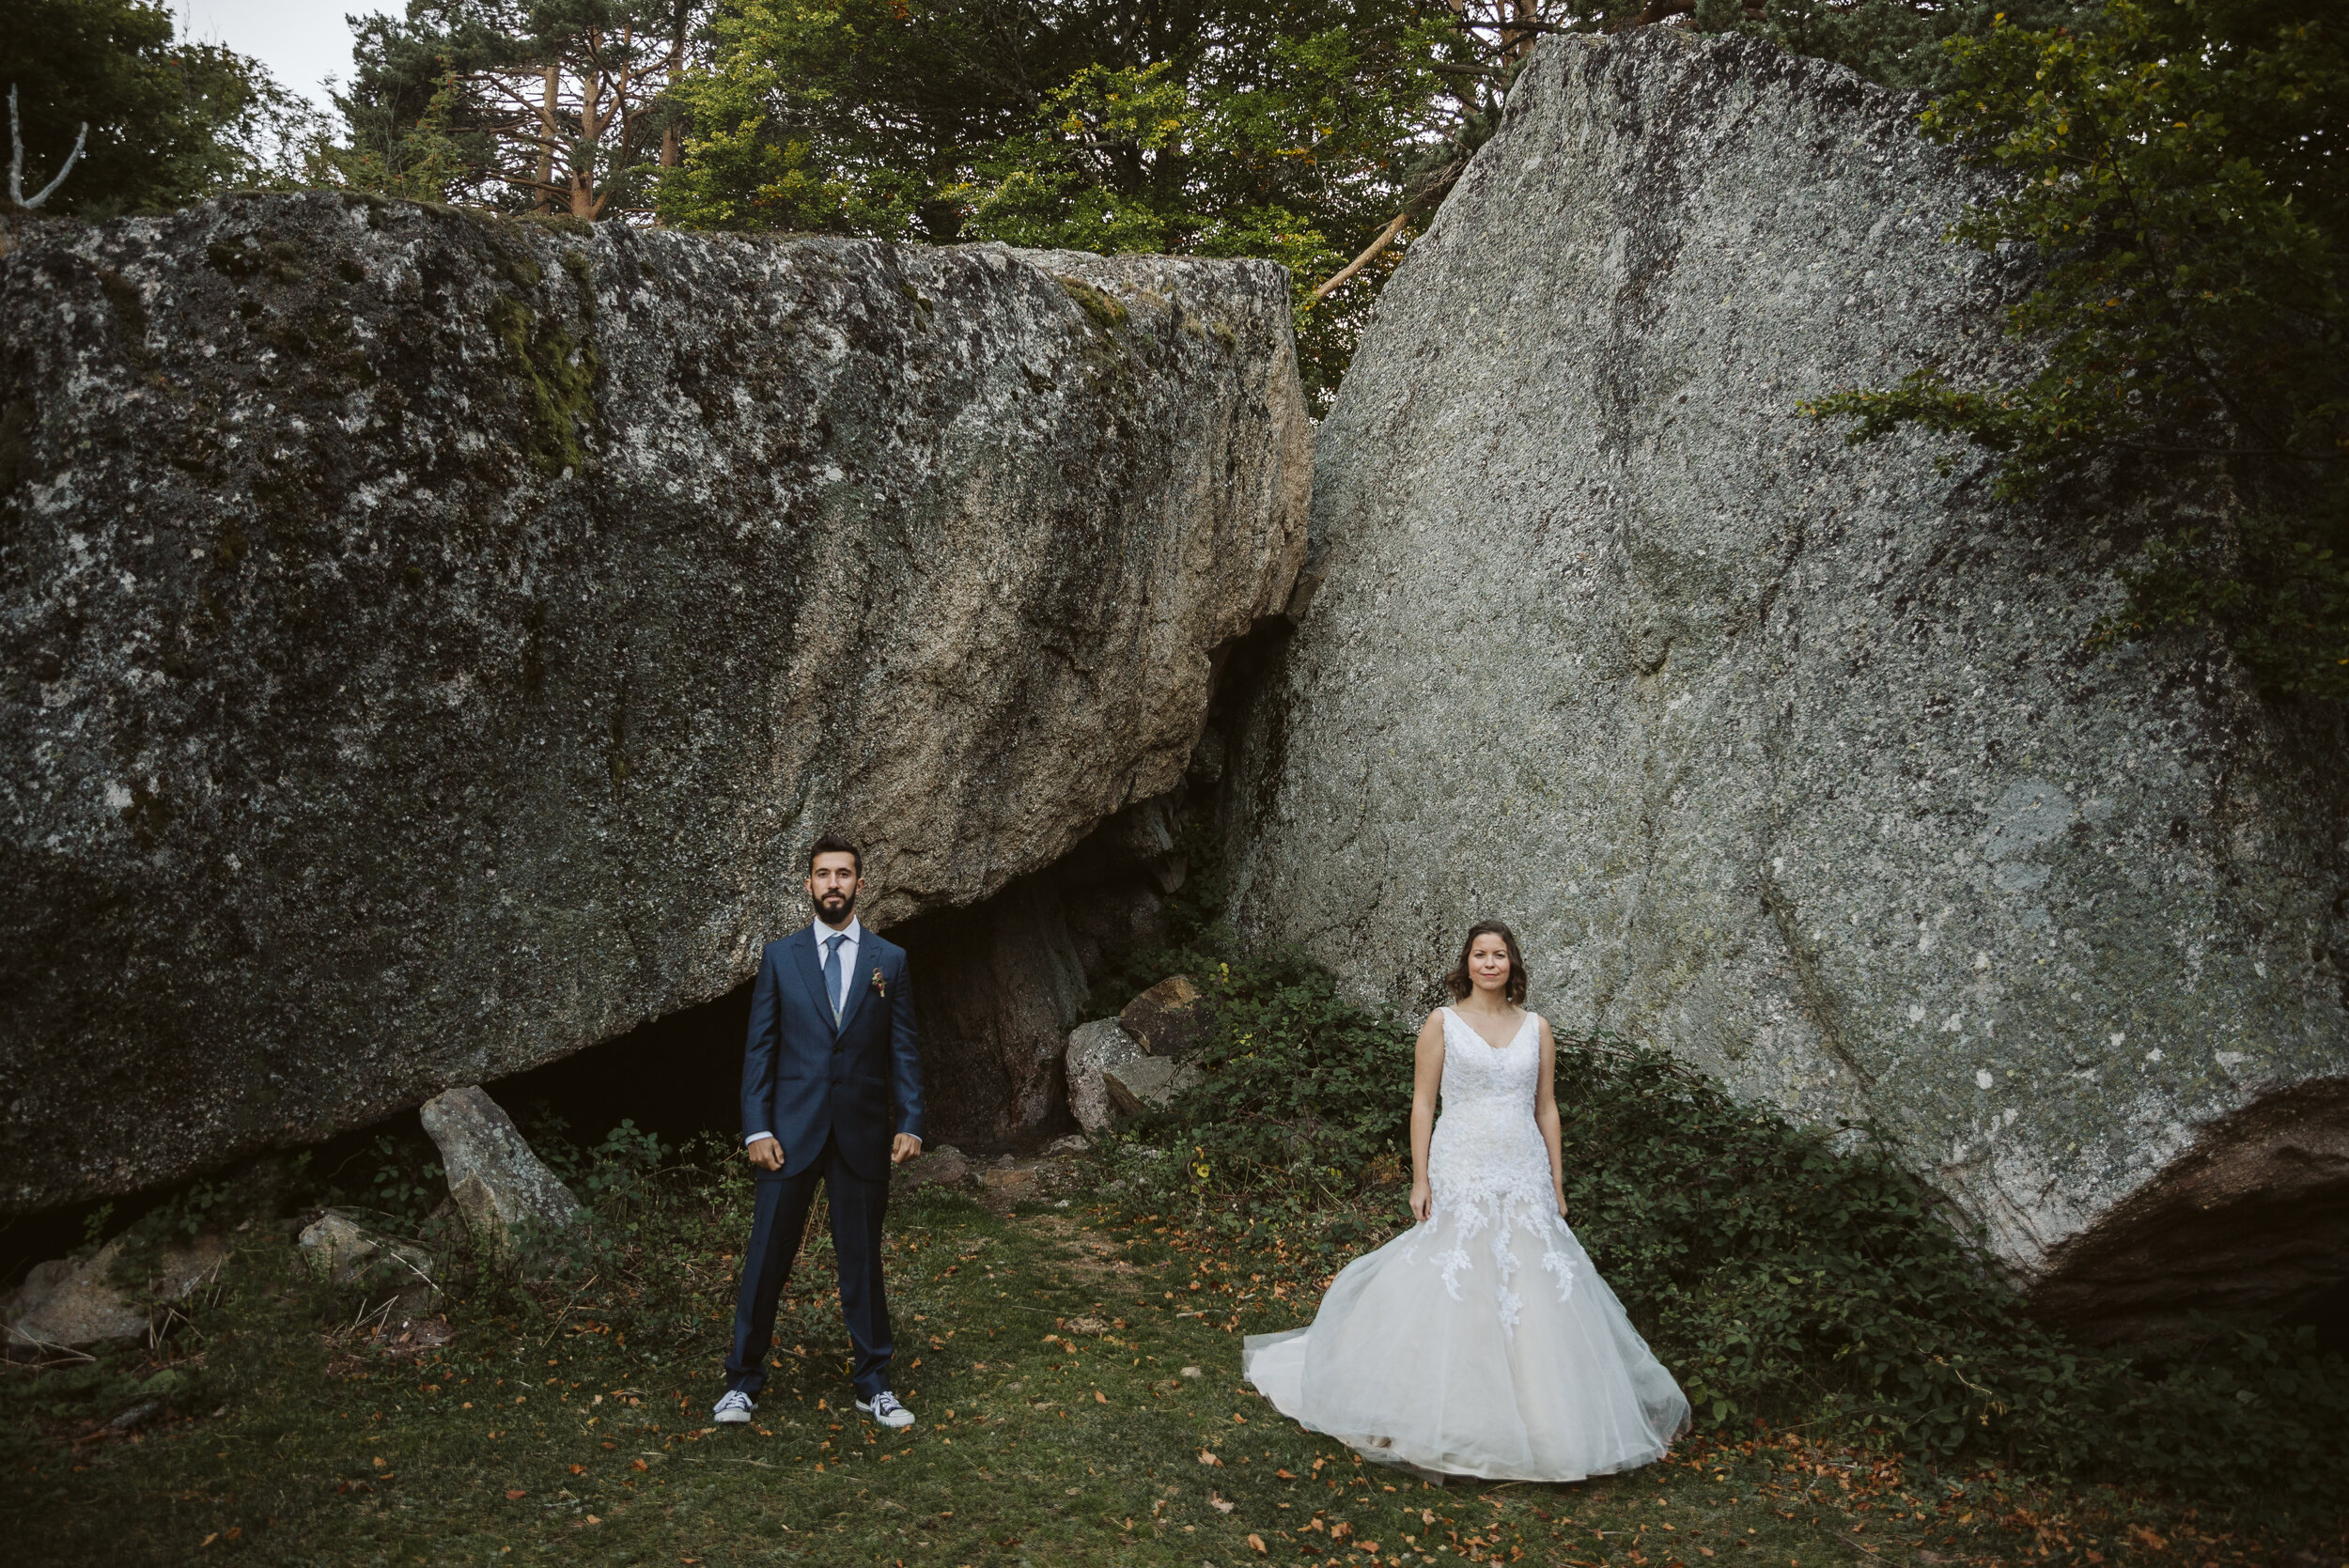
left=8, top=1174, right=2315, bottom=1568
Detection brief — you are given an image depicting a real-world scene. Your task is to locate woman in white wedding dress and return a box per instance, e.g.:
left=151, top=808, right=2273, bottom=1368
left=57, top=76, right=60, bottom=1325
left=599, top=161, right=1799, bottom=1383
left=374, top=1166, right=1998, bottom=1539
left=1244, top=921, right=1690, bottom=1483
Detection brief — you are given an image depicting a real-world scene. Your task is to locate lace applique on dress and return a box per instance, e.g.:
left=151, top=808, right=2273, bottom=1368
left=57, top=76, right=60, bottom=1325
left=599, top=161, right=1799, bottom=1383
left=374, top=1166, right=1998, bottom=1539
left=1419, top=1007, right=1578, bottom=1338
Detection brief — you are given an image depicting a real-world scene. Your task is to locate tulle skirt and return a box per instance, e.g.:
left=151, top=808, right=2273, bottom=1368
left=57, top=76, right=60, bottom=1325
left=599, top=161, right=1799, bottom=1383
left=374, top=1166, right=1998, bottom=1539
left=1243, top=1194, right=1690, bottom=1482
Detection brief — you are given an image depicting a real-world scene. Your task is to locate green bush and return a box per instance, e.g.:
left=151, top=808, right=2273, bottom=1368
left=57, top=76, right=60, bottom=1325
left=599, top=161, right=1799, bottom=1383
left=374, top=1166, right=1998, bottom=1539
left=1161, top=942, right=1418, bottom=1204
left=1549, top=1033, right=2349, bottom=1510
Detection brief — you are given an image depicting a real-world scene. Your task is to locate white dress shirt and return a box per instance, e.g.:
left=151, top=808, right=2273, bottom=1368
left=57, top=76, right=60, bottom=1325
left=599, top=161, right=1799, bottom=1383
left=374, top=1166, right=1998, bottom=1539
left=746, top=915, right=863, bottom=1149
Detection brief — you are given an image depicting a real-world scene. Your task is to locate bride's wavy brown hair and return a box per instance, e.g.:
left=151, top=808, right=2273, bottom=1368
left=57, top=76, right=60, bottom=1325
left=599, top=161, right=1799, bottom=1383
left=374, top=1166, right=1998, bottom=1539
left=1444, top=920, right=1528, bottom=1004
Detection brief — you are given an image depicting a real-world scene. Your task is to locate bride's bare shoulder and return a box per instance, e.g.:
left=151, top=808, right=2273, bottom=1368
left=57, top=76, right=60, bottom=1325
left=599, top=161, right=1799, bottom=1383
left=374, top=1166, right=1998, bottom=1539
left=1421, top=1006, right=1451, bottom=1033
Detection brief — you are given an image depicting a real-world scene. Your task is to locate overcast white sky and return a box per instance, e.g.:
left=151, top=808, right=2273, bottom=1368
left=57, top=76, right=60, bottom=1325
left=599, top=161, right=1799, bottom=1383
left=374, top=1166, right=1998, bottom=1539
left=173, top=1, right=388, bottom=114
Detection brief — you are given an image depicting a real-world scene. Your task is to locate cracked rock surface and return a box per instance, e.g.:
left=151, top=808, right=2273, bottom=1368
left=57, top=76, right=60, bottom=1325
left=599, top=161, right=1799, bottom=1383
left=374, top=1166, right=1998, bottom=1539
left=1227, top=29, right=2348, bottom=1327
left=0, top=194, right=1309, bottom=1212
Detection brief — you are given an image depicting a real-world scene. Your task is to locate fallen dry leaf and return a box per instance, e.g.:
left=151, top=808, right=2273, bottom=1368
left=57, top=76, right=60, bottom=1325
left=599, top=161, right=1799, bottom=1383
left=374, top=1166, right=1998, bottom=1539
left=1247, top=1533, right=1267, bottom=1554
left=506, top=1489, right=526, bottom=1500
left=1094, top=1390, right=1107, bottom=1405
left=1210, top=1493, right=1235, bottom=1514
left=630, top=1459, right=648, bottom=1471
left=1199, top=1449, right=1222, bottom=1467
left=568, top=1464, right=586, bottom=1475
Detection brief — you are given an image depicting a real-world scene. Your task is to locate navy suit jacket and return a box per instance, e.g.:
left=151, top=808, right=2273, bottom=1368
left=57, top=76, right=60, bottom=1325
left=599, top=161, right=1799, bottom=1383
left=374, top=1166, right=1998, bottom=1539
left=739, top=924, right=926, bottom=1182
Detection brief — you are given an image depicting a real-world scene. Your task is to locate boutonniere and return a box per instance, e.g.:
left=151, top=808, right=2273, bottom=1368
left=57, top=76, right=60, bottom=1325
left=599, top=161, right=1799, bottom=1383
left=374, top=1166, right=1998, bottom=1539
left=869, top=965, right=886, bottom=997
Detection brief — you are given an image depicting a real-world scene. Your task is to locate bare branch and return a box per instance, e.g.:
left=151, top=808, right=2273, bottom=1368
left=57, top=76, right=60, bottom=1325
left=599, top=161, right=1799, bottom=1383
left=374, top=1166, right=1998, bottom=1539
left=8, top=85, right=87, bottom=210
left=1308, top=210, right=1410, bottom=308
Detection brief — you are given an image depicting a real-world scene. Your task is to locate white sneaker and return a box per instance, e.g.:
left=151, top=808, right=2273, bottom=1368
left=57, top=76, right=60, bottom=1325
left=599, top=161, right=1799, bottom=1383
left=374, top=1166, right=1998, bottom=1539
left=712, top=1389, right=754, bottom=1424
left=857, top=1390, right=915, bottom=1430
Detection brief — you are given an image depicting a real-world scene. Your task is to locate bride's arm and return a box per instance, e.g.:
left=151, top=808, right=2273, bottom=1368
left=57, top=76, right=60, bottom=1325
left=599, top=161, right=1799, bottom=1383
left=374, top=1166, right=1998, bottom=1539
left=1408, top=1010, right=1445, bottom=1223
left=1535, top=1016, right=1566, bottom=1218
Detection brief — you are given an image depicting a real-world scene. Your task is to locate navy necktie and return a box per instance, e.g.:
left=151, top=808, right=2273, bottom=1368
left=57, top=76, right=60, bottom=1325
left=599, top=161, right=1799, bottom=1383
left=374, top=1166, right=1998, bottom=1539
left=824, top=933, right=847, bottom=1023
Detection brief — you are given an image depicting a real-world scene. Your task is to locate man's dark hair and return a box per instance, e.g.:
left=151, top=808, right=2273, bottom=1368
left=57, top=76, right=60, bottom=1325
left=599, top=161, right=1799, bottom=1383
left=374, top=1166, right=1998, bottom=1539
left=807, top=833, right=862, bottom=877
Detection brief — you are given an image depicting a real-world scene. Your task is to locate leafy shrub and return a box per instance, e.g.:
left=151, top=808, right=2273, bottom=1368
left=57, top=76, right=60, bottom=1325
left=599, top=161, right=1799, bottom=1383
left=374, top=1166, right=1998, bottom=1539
left=1138, top=940, right=1417, bottom=1208
left=1550, top=1033, right=2349, bottom=1509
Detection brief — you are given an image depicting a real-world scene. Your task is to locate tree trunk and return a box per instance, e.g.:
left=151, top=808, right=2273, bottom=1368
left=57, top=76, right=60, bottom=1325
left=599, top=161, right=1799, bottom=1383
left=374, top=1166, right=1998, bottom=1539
left=535, top=65, right=558, bottom=214
left=571, top=68, right=601, bottom=220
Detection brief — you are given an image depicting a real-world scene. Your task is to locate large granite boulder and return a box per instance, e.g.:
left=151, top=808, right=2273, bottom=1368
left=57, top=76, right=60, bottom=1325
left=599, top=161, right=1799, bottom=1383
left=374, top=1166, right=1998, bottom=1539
left=0, top=194, right=1310, bottom=1212
left=1228, top=29, right=2349, bottom=1336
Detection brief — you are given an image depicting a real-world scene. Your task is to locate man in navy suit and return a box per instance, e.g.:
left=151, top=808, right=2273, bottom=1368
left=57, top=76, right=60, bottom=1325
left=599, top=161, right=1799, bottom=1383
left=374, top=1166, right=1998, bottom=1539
left=713, top=834, right=926, bottom=1430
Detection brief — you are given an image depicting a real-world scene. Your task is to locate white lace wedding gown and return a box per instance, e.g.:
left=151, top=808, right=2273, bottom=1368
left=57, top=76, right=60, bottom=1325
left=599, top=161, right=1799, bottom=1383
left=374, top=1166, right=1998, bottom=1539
left=1243, top=1007, right=1690, bottom=1482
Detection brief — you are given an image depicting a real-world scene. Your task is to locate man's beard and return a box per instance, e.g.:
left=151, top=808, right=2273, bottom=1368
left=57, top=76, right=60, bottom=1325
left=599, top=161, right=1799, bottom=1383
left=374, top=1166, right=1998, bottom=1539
left=816, top=890, right=856, bottom=923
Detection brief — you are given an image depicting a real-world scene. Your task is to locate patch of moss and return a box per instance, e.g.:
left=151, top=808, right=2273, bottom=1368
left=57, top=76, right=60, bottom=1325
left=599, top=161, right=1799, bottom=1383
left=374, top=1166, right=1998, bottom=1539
left=1057, top=276, right=1128, bottom=332
left=487, top=291, right=600, bottom=476
left=558, top=248, right=596, bottom=322
left=95, top=269, right=155, bottom=372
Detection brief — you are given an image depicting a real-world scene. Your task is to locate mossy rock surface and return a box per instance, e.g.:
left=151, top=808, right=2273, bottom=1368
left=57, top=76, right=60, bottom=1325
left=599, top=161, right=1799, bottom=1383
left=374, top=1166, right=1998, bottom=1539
left=0, top=195, right=1312, bottom=1213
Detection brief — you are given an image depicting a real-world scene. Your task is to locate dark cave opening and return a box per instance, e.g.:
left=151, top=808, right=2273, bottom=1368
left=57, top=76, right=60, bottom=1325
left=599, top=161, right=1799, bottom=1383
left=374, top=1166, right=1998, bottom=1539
left=478, top=616, right=1297, bottom=1165
left=486, top=979, right=754, bottom=1157
left=2030, top=1077, right=2349, bottom=1354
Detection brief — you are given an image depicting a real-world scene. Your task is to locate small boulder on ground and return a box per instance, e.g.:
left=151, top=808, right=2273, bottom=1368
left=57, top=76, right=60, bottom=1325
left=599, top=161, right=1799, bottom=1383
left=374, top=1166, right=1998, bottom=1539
left=894, top=1144, right=973, bottom=1190
left=1066, top=1019, right=1146, bottom=1134
left=1120, top=974, right=1209, bottom=1058
left=2, top=1234, right=227, bottom=1354
left=297, top=1209, right=440, bottom=1309
left=417, top=1087, right=584, bottom=1251
left=1101, top=1056, right=1201, bottom=1118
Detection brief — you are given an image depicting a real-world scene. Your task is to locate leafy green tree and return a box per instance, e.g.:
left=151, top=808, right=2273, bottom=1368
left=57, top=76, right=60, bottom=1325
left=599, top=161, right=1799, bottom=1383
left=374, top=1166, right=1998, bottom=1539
left=319, top=1, right=708, bottom=218
left=1803, top=0, right=2348, bottom=698
left=659, top=0, right=1575, bottom=407
left=3, top=0, right=313, bottom=218
left=951, top=17, right=1468, bottom=408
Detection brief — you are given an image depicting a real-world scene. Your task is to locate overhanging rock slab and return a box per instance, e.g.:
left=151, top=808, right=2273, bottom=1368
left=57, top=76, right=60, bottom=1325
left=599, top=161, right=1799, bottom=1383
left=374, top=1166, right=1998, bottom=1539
left=0, top=194, right=1310, bottom=1211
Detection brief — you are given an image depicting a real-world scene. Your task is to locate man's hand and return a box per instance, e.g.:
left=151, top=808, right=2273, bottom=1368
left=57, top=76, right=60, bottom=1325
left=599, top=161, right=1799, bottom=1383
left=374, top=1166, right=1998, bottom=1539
left=747, top=1136, right=784, bottom=1172
left=891, top=1133, right=923, bottom=1166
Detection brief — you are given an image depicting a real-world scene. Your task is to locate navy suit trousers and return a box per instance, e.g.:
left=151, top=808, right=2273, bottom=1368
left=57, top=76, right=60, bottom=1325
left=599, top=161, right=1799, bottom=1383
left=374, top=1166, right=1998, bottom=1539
left=724, top=1135, right=893, bottom=1401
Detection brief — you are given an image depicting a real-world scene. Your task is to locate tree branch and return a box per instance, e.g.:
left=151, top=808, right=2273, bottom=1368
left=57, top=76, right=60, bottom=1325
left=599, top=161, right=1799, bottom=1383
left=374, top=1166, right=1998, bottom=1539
left=1308, top=210, right=1410, bottom=307
left=8, top=85, right=86, bottom=210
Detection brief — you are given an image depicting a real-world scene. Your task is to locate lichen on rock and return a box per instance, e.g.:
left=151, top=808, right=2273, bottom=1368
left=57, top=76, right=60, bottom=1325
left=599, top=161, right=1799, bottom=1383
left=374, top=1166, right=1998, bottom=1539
left=0, top=193, right=1310, bottom=1213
